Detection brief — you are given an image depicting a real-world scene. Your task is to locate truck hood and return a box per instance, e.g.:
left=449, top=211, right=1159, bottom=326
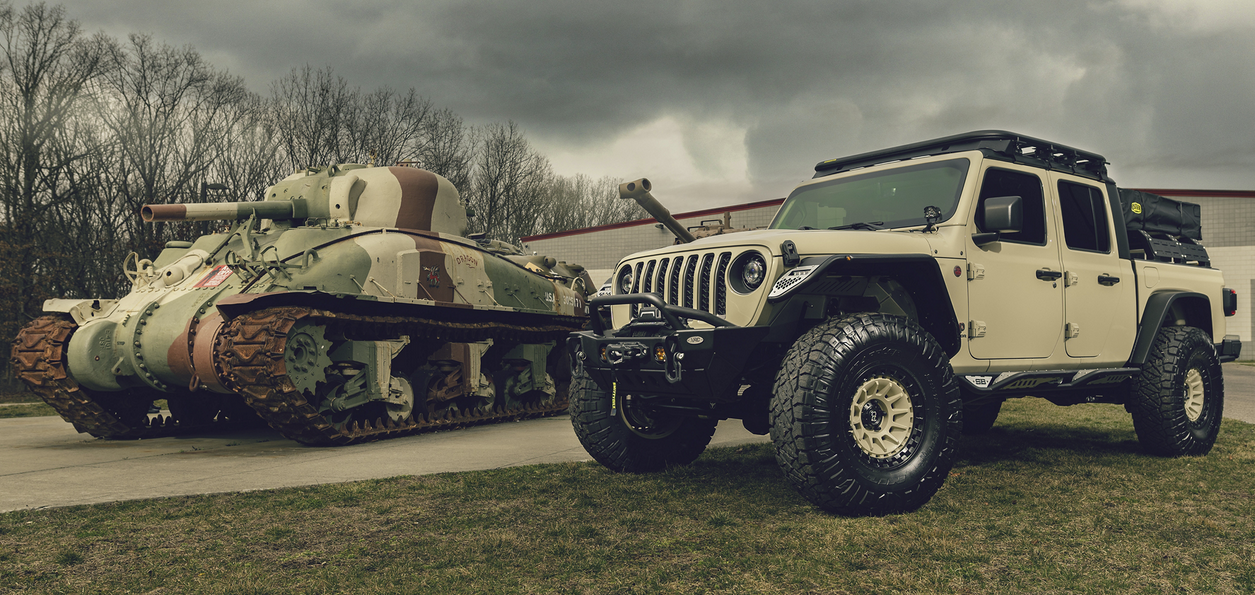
left=624, top=228, right=938, bottom=262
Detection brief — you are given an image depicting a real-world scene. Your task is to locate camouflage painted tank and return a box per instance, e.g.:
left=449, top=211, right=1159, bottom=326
left=11, top=164, right=595, bottom=445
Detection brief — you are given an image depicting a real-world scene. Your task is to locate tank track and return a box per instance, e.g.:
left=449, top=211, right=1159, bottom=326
left=216, top=306, right=581, bottom=446
left=11, top=315, right=224, bottom=439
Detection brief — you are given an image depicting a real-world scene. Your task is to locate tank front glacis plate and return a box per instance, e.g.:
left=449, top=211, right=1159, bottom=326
left=65, top=229, right=259, bottom=393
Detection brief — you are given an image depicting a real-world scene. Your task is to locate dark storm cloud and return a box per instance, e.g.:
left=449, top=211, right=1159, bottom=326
left=51, top=0, right=1255, bottom=194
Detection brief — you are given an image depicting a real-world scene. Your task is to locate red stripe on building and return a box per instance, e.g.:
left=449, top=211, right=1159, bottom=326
left=1131, top=188, right=1255, bottom=199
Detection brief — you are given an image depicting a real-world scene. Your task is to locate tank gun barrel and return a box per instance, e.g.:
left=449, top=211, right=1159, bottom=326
left=619, top=178, right=696, bottom=244
left=142, top=201, right=297, bottom=223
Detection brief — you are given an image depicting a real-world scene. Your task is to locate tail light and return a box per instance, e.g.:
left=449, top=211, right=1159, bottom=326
left=1224, top=288, right=1237, bottom=317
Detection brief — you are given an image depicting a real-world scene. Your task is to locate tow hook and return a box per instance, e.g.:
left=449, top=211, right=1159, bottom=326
left=664, top=336, right=683, bottom=384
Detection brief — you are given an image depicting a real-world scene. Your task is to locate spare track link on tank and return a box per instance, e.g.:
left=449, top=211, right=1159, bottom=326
left=11, top=315, right=224, bottom=439
left=216, top=305, right=580, bottom=446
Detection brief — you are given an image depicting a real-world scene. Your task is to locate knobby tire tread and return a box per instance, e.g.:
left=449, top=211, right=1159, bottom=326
left=1129, top=326, right=1223, bottom=457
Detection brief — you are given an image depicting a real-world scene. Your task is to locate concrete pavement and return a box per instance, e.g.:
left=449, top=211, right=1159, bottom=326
left=2, top=361, right=1251, bottom=513
left=0, top=414, right=770, bottom=513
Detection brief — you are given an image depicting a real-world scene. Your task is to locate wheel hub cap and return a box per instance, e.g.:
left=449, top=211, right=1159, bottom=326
left=1184, top=368, right=1205, bottom=422
left=849, top=376, right=914, bottom=459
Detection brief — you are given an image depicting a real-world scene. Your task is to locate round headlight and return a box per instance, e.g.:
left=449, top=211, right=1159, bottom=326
left=616, top=265, right=635, bottom=294
left=742, top=255, right=766, bottom=290
left=729, top=251, right=768, bottom=294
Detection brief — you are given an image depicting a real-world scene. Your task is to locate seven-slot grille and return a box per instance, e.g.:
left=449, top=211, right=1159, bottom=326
left=628, top=251, right=734, bottom=317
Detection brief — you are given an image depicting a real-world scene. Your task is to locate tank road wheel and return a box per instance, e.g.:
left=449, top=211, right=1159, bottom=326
left=770, top=313, right=962, bottom=516
left=961, top=399, right=1003, bottom=435
left=1129, top=326, right=1224, bottom=457
left=569, top=368, right=718, bottom=472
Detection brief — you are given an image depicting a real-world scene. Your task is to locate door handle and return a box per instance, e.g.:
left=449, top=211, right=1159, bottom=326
left=1035, top=269, right=1062, bottom=281
left=1098, top=274, right=1121, bottom=286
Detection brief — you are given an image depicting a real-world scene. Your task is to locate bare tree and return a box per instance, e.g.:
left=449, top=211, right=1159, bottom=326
left=95, top=33, right=251, bottom=257
left=537, top=173, right=636, bottom=234
left=270, top=65, right=354, bottom=171
left=0, top=1, right=112, bottom=344
left=347, top=86, right=433, bottom=166
left=465, top=121, right=553, bottom=243
left=416, top=107, right=472, bottom=193
left=206, top=93, right=284, bottom=203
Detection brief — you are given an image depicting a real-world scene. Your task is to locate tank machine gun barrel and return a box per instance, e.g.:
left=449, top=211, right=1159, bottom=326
left=619, top=178, right=696, bottom=244
left=141, top=201, right=298, bottom=222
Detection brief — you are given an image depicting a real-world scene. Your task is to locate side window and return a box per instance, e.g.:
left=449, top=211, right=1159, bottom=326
left=1057, top=181, right=1111, bottom=253
left=975, top=168, right=1046, bottom=245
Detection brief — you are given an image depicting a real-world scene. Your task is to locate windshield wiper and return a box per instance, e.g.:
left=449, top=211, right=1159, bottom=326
left=828, top=221, right=885, bottom=231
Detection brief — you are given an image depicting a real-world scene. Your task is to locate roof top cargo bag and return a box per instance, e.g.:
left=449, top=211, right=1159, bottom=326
left=1116, top=188, right=1202, bottom=241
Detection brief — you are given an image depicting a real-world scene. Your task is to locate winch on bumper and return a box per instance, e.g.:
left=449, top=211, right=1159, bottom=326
left=567, top=294, right=769, bottom=403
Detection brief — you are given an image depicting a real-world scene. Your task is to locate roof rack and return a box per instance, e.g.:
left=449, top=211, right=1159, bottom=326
left=813, top=130, right=1111, bottom=183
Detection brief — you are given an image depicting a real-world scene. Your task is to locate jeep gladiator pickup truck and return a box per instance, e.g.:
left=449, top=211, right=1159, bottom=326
left=567, top=130, right=1241, bottom=516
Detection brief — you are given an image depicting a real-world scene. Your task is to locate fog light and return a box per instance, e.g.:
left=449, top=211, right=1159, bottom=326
left=654, top=345, right=666, bottom=362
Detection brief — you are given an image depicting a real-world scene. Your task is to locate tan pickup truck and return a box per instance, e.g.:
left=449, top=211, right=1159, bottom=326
left=567, top=130, right=1240, bottom=516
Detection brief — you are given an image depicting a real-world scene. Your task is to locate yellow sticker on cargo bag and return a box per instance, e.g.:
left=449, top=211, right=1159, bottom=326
left=1131, top=202, right=1142, bottom=214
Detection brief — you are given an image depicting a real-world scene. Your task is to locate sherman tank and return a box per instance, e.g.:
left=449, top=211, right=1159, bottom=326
left=11, top=164, right=595, bottom=445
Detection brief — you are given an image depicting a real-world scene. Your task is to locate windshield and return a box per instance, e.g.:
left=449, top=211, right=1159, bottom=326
left=770, top=158, right=970, bottom=230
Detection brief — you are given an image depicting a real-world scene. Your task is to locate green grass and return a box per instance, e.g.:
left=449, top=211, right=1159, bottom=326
left=2, top=398, right=1254, bottom=594
left=0, top=402, right=57, bottom=418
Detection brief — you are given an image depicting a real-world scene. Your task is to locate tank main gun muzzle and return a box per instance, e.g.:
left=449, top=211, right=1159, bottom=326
left=619, top=178, right=695, bottom=244
left=142, top=201, right=298, bottom=223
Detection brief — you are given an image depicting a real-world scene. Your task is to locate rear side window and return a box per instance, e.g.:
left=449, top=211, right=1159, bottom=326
left=1057, top=181, right=1111, bottom=253
left=975, top=168, right=1046, bottom=245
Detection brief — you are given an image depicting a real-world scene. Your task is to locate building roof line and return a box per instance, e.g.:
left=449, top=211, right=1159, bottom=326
left=1130, top=188, right=1255, bottom=199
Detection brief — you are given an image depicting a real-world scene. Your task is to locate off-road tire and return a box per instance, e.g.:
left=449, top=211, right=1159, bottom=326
left=569, top=367, right=718, bottom=472
left=962, top=399, right=1002, bottom=435
left=1129, top=326, right=1224, bottom=456
left=770, top=313, right=962, bottom=516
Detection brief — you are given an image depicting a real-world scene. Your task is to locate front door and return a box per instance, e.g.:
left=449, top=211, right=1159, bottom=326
left=966, top=164, right=1064, bottom=359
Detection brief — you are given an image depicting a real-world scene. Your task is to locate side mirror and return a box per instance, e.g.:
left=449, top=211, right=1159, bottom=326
left=973, top=195, right=1022, bottom=246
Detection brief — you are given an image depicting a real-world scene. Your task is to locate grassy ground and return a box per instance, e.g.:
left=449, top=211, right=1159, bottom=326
left=2, top=398, right=1254, bottom=595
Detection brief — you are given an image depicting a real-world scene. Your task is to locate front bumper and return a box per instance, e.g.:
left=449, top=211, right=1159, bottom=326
left=568, top=294, right=768, bottom=402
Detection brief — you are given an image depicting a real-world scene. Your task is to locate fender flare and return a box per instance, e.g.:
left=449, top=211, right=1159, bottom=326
left=1127, top=291, right=1212, bottom=366
left=764, top=254, right=961, bottom=356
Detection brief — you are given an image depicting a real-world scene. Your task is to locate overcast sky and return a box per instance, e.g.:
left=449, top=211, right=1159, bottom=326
left=49, top=0, right=1255, bottom=210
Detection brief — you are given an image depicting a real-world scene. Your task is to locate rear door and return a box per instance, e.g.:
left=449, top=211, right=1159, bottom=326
left=1050, top=175, right=1137, bottom=359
